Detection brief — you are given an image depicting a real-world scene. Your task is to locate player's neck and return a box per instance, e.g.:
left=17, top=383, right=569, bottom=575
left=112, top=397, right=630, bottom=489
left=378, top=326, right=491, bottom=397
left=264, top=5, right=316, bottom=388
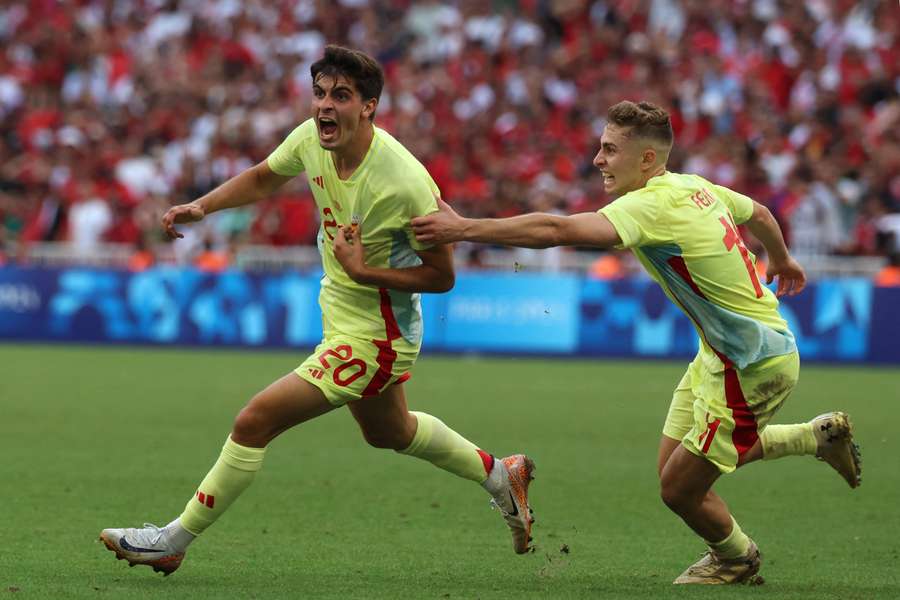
left=639, top=165, right=667, bottom=188
left=331, top=123, right=375, bottom=180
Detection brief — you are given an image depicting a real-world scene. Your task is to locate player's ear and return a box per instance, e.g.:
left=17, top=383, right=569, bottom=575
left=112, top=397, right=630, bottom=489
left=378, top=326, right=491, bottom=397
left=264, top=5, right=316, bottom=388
left=641, top=147, right=657, bottom=171
left=362, top=98, right=377, bottom=121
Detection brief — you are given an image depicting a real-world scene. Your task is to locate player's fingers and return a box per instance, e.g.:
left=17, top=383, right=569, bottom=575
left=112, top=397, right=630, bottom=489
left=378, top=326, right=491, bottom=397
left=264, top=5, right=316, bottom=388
left=411, top=217, right=432, bottom=231
left=786, top=277, right=799, bottom=296
left=775, top=276, right=787, bottom=297
left=786, top=277, right=800, bottom=296
left=765, top=270, right=774, bottom=285
left=162, top=217, right=179, bottom=239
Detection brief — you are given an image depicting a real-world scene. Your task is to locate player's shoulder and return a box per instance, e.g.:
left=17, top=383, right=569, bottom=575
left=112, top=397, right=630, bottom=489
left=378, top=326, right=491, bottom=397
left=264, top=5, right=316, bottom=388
left=368, top=127, right=434, bottom=192
left=282, top=118, right=319, bottom=149
left=372, top=127, right=425, bottom=169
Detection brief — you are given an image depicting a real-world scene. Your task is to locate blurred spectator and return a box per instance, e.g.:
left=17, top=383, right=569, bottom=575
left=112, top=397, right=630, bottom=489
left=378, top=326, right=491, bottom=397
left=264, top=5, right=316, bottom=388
left=0, top=0, right=896, bottom=273
left=874, top=254, right=900, bottom=287
left=194, top=237, right=231, bottom=273
left=588, top=253, right=625, bottom=280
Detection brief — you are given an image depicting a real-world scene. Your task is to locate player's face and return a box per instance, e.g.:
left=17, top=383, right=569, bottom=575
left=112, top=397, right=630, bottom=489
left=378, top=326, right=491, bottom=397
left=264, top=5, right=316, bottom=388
left=593, top=124, right=646, bottom=196
left=311, top=74, right=374, bottom=151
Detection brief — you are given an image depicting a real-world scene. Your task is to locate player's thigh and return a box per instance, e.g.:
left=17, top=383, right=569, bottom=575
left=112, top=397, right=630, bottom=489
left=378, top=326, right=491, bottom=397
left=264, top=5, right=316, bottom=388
left=658, top=435, right=682, bottom=478
left=739, top=351, right=800, bottom=427
left=683, top=352, right=800, bottom=474
left=295, top=334, right=417, bottom=407
left=347, top=382, right=417, bottom=449
left=234, top=372, right=335, bottom=440
left=660, top=365, right=696, bottom=475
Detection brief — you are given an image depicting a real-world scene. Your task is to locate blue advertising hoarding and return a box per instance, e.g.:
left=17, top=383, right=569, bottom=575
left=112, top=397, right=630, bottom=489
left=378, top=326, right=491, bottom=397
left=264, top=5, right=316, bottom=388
left=1, top=265, right=898, bottom=364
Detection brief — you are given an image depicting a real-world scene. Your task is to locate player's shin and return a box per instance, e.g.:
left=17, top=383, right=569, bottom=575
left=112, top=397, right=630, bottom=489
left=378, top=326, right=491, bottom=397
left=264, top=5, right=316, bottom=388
left=759, top=423, right=816, bottom=460
left=398, top=411, right=489, bottom=482
left=179, top=436, right=267, bottom=537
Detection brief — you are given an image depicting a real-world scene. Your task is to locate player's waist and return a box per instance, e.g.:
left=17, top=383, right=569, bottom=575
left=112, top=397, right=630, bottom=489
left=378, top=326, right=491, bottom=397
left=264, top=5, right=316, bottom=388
left=319, top=280, right=423, bottom=339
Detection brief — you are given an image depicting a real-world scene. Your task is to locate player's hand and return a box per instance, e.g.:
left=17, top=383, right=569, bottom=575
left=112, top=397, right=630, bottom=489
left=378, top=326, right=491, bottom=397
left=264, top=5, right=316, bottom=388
left=766, top=256, right=806, bottom=297
left=333, top=222, right=368, bottom=282
left=411, top=196, right=467, bottom=244
left=161, top=203, right=205, bottom=239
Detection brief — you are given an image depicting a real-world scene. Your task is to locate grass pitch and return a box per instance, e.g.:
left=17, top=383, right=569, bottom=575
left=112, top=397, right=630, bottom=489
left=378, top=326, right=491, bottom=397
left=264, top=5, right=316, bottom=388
left=1, top=344, right=898, bottom=599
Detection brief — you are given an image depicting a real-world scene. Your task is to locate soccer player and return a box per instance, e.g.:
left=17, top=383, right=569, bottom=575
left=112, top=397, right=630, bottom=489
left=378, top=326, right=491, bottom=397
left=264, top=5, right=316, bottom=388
left=411, top=100, right=861, bottom=585
left=99, top=46, right=535, bottom=575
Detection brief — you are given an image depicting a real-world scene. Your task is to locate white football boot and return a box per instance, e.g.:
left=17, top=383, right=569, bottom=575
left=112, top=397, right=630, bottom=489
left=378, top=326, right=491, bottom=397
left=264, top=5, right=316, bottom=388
left=810, top=412, right=861, bottom=488
left=99, top=524, right=185, bottom=575
left=489, top=454, right=536, bottom=554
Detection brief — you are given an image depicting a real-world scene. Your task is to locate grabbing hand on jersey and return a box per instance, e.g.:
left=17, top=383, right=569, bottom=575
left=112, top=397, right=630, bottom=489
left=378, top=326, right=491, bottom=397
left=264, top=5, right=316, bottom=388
left=765, top=256, right=807, bottom=297
left=411, top=196, right=465, bottom=245
left=161, top=203, right=205, bottom=239
left=333, top=223, right=367, bottom=282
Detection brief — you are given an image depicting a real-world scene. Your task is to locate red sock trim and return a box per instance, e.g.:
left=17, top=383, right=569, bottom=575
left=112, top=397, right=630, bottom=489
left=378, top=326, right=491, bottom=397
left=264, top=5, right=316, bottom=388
left=476, top=449, right=494, bottom=475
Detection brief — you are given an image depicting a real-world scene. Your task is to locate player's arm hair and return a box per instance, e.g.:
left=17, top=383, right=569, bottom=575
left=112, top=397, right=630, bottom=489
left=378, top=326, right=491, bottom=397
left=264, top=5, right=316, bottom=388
left=355, top=243, right=455, bottom=293
left=459, top=212, right=622, bottom=249
left=744, top=201, right=790, bottom=263
left=193, top=160, right=293, bottom=215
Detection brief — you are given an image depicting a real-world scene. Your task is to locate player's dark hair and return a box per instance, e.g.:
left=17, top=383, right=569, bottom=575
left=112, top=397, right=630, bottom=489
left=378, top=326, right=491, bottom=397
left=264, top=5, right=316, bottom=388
left=310, top=45, right=384, bottom=121
left=607, top=100, right=674, bottom=148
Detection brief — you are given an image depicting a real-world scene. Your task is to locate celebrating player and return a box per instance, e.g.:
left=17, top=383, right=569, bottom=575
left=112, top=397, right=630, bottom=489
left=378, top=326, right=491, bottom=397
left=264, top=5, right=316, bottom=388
left=411, top=100, right=861, bottom=585
left=98, top=46, right=535, bottom=575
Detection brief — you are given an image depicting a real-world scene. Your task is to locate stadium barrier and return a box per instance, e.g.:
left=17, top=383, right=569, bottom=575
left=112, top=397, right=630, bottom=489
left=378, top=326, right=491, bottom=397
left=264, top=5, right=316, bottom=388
left=0, top=266, right=897, bottom=364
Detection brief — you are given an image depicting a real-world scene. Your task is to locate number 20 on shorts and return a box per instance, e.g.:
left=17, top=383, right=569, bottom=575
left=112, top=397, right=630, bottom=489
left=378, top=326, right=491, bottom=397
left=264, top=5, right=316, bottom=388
left=315, top=344, right=367, bottom=387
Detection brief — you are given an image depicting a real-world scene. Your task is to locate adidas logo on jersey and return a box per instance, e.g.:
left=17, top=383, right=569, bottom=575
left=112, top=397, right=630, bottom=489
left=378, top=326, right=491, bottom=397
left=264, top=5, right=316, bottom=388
left=313, top=175, right=324, bottom=188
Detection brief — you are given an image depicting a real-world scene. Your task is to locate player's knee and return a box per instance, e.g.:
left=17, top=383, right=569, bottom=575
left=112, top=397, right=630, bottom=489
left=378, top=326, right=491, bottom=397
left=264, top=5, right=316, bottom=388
left=659, top=478, right=689, bottom=513
left=232, top=401, right=272, bottom=445
left=361, top=428, right=408, bottom=450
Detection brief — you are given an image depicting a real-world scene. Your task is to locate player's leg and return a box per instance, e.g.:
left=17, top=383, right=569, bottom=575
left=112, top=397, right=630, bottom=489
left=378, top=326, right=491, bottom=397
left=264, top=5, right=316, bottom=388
left=660, top=445, right=731, bottom=542
left=347, top=383, right=536, bottom=554
left=661, top=444, right=762, bottom=585
left=660, top=359, right=761, bottom=584
left=99, top=373, right=334, bottom=574
left=737, top=355, right=860, bottom=486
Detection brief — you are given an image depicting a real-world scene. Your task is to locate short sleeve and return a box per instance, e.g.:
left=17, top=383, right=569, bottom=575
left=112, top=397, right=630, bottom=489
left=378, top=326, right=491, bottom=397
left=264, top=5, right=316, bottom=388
left=598, top=190, right=666, bottom=249
left=403, top=176, right=439, bottom=251
left=266, top=120, right=315, bottom=177
left=713, top=184, right=754, bottom=225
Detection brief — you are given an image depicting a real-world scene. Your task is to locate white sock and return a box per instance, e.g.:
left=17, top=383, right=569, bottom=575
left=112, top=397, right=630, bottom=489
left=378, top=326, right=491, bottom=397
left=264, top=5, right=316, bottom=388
left=480, top=458, right=506, bottom=497
left=165, top=518, right=196, bottom=552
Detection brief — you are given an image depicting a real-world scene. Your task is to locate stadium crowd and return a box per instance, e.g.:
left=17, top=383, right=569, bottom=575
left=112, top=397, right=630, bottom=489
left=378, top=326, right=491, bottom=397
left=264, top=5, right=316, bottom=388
left=0, top=0, right=897, bottom=274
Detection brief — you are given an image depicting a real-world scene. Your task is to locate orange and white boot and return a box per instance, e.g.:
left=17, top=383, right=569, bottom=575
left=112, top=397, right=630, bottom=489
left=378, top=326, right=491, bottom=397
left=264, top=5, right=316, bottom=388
left=488, top=454, right=536, bottom=554
left=99, top=523, right=186, bottom=575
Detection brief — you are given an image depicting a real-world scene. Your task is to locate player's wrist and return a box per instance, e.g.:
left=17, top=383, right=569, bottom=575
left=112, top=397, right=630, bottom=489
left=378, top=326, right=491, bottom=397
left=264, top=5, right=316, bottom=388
left=351, top=263, right=374, bottom=285
left=459, top=218, right=476, bottom=242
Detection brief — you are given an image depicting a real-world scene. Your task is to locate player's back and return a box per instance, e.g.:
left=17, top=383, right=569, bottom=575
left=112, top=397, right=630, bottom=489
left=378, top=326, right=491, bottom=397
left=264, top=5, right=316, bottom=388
left=601, top=172, right=796, bottom=370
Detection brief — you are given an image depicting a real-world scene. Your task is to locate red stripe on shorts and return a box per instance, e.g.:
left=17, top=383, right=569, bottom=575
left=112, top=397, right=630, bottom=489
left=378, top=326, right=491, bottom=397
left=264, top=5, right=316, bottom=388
left=361, top=288, right=403, bottom=397
left=723, top=367, right=758, bottom=457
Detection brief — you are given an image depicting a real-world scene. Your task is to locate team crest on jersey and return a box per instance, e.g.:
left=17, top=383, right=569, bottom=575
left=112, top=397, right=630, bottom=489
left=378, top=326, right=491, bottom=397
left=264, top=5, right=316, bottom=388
left=313, top=175, right=324, bottom=188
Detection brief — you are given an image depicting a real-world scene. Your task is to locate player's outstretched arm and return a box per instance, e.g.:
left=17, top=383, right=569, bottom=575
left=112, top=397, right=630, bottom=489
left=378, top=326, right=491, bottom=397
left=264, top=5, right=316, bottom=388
left=162, top=160, right=292, bottom=239
left=333, top=224, right=455, bottom=293
left=745, top=201, right=806, bottom=297
left=411, top=197, right=622, bottom=249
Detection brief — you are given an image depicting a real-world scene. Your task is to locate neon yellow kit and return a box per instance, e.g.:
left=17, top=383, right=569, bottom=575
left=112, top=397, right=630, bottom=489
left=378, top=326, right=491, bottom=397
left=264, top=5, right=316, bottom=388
left=600, top=172, right=799, bottom=472
left=267, top=119, right=439, bottom=405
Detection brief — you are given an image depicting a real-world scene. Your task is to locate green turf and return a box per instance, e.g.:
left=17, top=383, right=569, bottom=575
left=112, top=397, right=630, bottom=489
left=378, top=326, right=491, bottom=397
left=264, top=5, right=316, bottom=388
left=1, top=344, right=898, bottom=599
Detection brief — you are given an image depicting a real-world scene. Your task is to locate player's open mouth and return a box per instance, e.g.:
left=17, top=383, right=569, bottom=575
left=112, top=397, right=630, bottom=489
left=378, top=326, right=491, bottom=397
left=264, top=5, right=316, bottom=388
left=319, top=117, right=338, bottom=138
left=602, top=174, right=615, bottom=185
